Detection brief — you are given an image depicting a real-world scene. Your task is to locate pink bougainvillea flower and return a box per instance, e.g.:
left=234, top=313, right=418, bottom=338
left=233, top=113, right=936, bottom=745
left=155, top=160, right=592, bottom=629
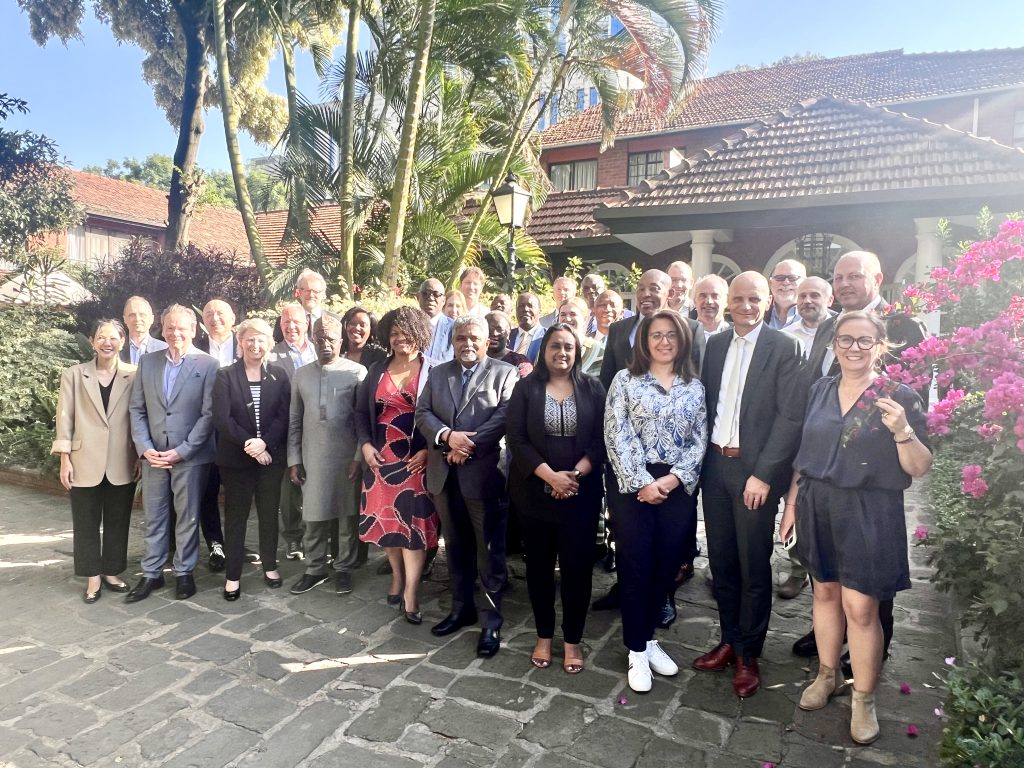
left=935, top=706, right=945, bottom=717
left=907, top=724, right=919, bottom=737
left=913, top=526, right=928, bottom=541
left=617, top=695, right=628, bottom=705
left=900, top=682, right=912, bottom=694
left=761, top=763, right=776, bottom=768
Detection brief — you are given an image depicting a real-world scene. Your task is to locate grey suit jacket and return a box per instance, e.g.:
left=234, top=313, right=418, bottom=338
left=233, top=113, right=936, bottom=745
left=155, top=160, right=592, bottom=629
left=415, top=355, right=518, bottom=498
left=129, top=347, right=219, bottom=466
left=265, top=340, right=315, bottom=380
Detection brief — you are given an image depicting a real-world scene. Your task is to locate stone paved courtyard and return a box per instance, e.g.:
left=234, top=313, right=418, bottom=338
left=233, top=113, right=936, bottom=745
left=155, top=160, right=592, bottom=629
left=0, top=481, right=955, bottom=767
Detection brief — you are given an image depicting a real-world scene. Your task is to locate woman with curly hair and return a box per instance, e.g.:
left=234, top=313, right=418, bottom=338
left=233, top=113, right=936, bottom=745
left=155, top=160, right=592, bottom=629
left=355, top=306, right=442, bottom=624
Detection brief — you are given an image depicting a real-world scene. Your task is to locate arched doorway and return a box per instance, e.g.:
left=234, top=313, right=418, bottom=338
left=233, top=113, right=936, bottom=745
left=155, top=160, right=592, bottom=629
left=764, top=233, right=862, bottom=278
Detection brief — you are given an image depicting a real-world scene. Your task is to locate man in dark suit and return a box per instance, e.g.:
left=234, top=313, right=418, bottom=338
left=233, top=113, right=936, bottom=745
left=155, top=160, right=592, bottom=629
left=127, top=304, right=220, bottom=602
left=508, top=293, right=545, bottom=363
left=792, top=251, right=928, bottom=666
left=693, top=272, right=805, bottom=698
left=121, top=296, right=167, bottom=364
left=599, top=269, right=674, bottom=389
left=415, top=315, right=518, bottom=657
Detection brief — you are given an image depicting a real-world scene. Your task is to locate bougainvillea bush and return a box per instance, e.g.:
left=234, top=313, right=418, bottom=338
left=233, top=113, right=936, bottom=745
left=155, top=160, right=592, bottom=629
left=889, top=217, right=1024, bottom=766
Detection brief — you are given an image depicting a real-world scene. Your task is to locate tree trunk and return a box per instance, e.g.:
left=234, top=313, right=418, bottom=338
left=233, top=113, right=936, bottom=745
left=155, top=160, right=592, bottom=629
left=380, top=0, right=437, bottom=291
left=212, top=0, right=273, bottom=286
left=449, top=0, right=577, bottom=284
left=167, top=0, right=210, bottom=252
left=335, top=0, right=360, bottom=298
left=281, top=27, right=310, bottom=244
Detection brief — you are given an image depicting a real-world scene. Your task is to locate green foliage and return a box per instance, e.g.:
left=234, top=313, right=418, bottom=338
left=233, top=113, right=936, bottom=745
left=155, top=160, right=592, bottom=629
left=607, top=262, right=643, bottom=292
left=73, top=239, right=264, bottom=334
left=940, top=665, right=1024, bottom=767
left=563, top=255, right=584, bottom=281
left=0, top=306, right=88, bottom=474
left=0, top=94, right=82, bottom=260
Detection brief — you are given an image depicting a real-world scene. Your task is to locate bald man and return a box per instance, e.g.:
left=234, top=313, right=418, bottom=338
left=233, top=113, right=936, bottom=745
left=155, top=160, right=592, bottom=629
left=598, top=269, right=675, bottom=389
left=197, top=299, right=238, bottom=366
left=667, top=261, right=694, bottom=314
left=693, top=271, right=805, bottom=698
left=783, top=276, right=835, bottom=358
left=765, top=259, right=808, bottom=329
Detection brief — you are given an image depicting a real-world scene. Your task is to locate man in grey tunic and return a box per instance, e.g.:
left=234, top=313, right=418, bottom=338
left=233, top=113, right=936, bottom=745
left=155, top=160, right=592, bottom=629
left=287, top=315, right=366, bottom=595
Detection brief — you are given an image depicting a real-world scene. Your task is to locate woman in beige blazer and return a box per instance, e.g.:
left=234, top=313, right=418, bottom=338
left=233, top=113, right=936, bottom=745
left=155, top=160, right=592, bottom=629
left=51, top=319, right=139, bottom=603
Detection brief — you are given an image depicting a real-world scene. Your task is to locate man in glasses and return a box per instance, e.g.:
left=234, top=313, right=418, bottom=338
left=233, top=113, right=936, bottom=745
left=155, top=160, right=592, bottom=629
left=420, top=278, right=455, bottom=361
left=764, top=259, right=807, bottom=329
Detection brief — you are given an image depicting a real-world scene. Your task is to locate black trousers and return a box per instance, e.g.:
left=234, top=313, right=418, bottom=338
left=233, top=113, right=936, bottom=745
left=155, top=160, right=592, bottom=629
left=432, top=472, right=507, bottom=630
left=70, top=478, right=135, bottom=577
left=199, top=464, right=225, bottom=548
left=220, top=464, right=283, bottom=581
left=702, top=451, right=778, bottom=659
left=613, top=464, right=696, bottom=652
left=521, top=510, right=597, bottom=644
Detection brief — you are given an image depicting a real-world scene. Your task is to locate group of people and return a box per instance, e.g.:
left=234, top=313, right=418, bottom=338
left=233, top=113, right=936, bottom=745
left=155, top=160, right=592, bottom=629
left=53, top=252, right=931, bottom=746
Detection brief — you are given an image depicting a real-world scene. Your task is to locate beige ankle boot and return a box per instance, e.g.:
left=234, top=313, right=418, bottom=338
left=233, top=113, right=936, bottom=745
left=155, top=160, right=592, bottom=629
left=850, top=689, right=879, bottom=744
left=799, top=663, right=843, bottom=710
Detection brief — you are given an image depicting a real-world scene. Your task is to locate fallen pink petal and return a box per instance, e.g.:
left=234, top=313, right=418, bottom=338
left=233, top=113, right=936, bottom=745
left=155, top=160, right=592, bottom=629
left=913, top=525, right=929, bottom=540
left=900, top=682, right=912, bottom=694
left=617, top=695, right=628, bottom=705
left=761, top=763, right=776, bottom=768
left=945, top=656, right=957, bottom=666
left=907, top=724, right=919, bottom=737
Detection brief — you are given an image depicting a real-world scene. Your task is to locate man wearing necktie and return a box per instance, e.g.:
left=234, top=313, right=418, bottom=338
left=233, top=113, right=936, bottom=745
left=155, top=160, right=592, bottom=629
left=415, top=315, right=518, bottom=658
left=693, top=272, right=805, bottom=698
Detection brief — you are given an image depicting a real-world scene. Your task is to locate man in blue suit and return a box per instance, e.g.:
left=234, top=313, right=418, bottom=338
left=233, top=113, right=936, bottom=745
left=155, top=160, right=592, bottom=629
left=127, top=304, right=220, bottom=602
left=508, top=293, right=544, bottom=363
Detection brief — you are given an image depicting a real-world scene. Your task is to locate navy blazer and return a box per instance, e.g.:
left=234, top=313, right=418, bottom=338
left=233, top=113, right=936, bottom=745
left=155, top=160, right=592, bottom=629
left=701, top=325, right=805, bottom=495
left=212, top=360, right=292, bottom=468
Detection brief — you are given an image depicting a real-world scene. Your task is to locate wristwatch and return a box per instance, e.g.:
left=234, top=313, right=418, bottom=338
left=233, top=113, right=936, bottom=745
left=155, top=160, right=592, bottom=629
left=572, top=469, right=583, bottom=480
left=895, top=425, right=916, bottom=443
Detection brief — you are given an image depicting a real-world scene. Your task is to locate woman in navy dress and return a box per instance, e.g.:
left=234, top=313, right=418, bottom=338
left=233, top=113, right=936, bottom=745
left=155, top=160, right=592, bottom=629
left=780, top=311, right=932, bottom=745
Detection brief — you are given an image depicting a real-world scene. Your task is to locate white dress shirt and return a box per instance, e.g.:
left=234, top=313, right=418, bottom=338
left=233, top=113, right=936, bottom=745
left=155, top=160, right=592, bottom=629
left=711, top=323, right=763, bottom=448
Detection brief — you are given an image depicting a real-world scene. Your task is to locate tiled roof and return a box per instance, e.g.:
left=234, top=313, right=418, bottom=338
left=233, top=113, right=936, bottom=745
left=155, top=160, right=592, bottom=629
left=255, top=205, right=342, bottom=266
left=598, top=98, right=1024, bottom=213
left=541, top=48, right=1024, bottom=146
left=526, top=188, right=628, bottom=245
left=70, top=170, right=250, bottom=255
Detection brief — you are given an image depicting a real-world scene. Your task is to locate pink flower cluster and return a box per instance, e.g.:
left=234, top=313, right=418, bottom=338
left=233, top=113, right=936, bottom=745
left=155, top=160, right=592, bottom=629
left=960, top=465, right=989, bottom=498
left=927, top=389, right=966, bottom=436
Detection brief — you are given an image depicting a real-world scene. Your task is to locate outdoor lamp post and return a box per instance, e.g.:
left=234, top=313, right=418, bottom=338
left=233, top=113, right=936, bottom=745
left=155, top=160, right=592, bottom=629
left=490, top=172, right=530, bottom=292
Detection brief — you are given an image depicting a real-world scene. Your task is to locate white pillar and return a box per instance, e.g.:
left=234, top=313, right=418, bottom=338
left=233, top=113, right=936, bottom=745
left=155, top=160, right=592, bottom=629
left=690, top=230, right=715, bottom=278
left=914, top=217, right=943, bottom=335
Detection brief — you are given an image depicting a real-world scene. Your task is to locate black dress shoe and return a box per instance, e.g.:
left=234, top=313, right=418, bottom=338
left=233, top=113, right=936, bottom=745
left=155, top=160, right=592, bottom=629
left=224, top=587, right=240, bottom=601
left=591, top=582, right=620, bottom=611
left=430, top=611, right=478, bottom=637
left=175, top=575, right=197, bottom=600
left=601, top=549, right=617, bottom=573
left=264, top=574, right=283, bottom=589
left=208, top=542, right=226, bottom=573
left=405, top=610, right=422, bottom=625
left=655, top=595, right=677, bottom=629
left=83, top=585, right=101, bottom=604
left=289, top=574, right=328, bottom=594
left=476, top=628, right=501, bottom=657
left=792, top=628, right=818, bottom=658
left=102, top=578, right=131, bottom=593
left=125, top=575, right=165, bottom=603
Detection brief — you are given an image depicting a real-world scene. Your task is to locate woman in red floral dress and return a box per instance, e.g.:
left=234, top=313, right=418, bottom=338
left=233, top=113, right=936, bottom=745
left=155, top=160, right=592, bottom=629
left=355, top=306, right=440, bottom=624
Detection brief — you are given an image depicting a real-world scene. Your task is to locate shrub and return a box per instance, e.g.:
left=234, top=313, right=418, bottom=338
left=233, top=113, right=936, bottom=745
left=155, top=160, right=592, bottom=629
left=0, top=306, right=89, bottom=475
left=940, top=664, right=1024, bottom=767
left=73, top=239, right=265, bottom=334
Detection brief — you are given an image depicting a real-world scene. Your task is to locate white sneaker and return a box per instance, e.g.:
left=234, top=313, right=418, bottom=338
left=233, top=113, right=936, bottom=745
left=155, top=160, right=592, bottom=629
left=627, top=650, right=652, bottom=693
left=646, top=640, right=679, bottom=676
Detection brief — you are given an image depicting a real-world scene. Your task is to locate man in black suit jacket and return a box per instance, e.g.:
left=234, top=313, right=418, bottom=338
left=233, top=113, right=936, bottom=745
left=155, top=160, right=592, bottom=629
left=693, top=272, right=805, bottom=698
left=415, top=316, right=518, bottom=657
left=599, top=269, right=675, bottom=389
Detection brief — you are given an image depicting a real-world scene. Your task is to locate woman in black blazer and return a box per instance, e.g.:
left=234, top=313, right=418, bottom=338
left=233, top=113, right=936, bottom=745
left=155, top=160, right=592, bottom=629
left=341, top=306, right=388, bottom=369
left=506, top=323, right=606, bottom=674
left=213, top=318, right=292, bottom=600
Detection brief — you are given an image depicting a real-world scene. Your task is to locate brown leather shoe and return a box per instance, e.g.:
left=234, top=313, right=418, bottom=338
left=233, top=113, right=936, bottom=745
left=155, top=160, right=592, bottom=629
left=692, top=643, right=736, bottom=671
left=733, top=657, right=761, bottom=698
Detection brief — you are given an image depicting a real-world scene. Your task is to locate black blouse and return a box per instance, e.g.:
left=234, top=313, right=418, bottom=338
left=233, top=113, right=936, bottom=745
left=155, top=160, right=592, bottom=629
left=794, top=375, right=929, bottom=491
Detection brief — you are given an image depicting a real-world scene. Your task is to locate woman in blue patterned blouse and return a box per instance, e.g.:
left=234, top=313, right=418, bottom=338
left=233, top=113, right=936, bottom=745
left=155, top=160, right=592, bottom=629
left=604, top=310, right=707, bottom=693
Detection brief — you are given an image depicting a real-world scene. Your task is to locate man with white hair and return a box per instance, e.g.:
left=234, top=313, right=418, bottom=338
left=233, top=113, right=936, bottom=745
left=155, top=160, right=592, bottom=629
left=121, top=296, right=167, bottom=364
left=764, top=259, right=807, bottom=329
left=539, top=276, right=577, bottom=328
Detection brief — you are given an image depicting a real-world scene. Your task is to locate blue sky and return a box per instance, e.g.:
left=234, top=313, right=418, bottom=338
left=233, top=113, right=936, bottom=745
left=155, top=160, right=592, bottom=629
left=2, top=0, right=1023, bottom=172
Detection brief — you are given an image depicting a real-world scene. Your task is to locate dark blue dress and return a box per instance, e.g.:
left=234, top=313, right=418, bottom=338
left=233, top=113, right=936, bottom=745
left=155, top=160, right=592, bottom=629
left=793, top=375, right=929, bottom=600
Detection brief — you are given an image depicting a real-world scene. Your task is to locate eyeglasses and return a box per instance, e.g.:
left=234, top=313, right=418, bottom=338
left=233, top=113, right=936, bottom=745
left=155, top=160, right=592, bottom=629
left=771, top=274, right=800, bottom=283
left=649, top=331, right=679, bottom=342
left=835, top=335, right=880, bottom=350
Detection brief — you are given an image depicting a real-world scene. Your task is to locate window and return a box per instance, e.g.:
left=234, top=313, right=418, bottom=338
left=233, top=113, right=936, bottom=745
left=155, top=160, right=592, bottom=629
left=627, top=150, right=663, bottom=186
left=576, top=89, right=585, bottom=113
left=537, top=96, right=546, bottom=131
left=1014, top=108, right=1024, bottom=148
left=67, top=225, right=137, bottom=267
left=549, top=96, right=559, bottom=126
left=589, top=87, right=598, bottom=107
left=549, top=159, right=598, bottom=191
left=609, top=16, right=624, bottom=35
